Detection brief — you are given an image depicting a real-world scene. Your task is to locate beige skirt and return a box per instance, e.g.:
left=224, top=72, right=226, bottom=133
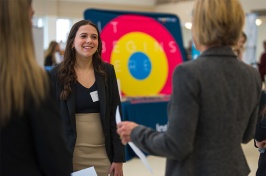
left=73, top=113, right=111, bottom=176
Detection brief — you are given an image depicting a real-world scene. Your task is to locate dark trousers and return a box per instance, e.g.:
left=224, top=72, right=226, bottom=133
left=256, top=152, right=266, bottom=176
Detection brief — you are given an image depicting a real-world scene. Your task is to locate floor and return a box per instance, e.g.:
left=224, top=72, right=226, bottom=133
left=123, top=140, right=260, bottom=176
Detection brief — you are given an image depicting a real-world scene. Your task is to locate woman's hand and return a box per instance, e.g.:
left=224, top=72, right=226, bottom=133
left=109, top=162, right=123, bottom=176
left=117, top=121, right=139, bottom=145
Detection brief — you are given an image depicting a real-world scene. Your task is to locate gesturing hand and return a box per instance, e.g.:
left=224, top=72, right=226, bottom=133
left=117, top=121, right=138, bottom=145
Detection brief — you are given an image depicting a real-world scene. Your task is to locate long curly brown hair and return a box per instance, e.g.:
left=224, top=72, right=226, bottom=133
left=57, top=20, right=107, bottom=100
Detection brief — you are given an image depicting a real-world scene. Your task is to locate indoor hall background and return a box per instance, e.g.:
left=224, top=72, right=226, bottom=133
left=32, top=0, right=266, bottom=65
left=32, top=0, right=265, bottom=175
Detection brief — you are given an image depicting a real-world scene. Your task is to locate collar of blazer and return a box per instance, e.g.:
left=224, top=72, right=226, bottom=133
left=200, top=46, right=237, bottom=58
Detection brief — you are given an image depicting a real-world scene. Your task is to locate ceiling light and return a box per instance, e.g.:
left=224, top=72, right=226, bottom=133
left=184, top=22, right=192, bottom=30
left=256, top=19, right=262, bottom=26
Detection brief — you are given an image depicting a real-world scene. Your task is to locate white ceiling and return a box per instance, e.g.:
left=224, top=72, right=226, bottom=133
left=35, top=0, right=266, bottom=22
left=57, top=0, right=266, bottom=9
left=56, top=0, right=266, bottom=15
left=58, top=0, right=156, bottom=7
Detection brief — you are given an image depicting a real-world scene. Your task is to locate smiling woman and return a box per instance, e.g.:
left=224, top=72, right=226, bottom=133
left=48, top=20, right=126, bottom=176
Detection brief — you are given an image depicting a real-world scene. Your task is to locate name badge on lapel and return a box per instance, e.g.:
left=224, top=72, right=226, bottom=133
left=90, top=91, right=99, bottom=102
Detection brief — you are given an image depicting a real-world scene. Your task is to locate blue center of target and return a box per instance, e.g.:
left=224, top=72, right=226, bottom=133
left=128, top=52, right=151, bottom=80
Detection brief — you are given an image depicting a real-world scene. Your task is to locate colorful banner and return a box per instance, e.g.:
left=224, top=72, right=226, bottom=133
left=84, top=9, right=186, bottom=96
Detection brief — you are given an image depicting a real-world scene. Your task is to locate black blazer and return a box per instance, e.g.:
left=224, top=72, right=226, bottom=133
left=0, top=86, right=72, bottom=176
left=49, top=62, right=125, bottom=164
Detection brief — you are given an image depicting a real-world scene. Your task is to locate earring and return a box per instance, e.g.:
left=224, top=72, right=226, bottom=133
left=96, top=49, right=98, bottom=52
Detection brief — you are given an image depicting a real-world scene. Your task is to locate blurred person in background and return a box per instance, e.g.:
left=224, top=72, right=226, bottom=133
left=233, top=31, right=247, bottom=60
left=44, top=40, right=62, bottom=66
left=117, top=0, right=261, bottom=175
left=185, top=40, right=193, bottom=61
left=0, top=0, right=72, bottom=175
left=258, top=40, right=266, bottom=85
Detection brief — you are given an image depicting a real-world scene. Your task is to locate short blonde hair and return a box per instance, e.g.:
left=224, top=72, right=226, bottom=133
left=192, top=0, right=245, bottom=47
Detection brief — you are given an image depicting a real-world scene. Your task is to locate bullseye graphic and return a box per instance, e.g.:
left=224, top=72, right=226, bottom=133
left=128, top=52, right=151, bottom=80
left=100, top=14, right=184, bottom=96
left=110, top=32, right=168, bottom=96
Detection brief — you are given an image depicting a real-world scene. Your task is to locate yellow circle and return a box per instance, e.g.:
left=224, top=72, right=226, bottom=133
left=111, top=32, right=168, bottom=96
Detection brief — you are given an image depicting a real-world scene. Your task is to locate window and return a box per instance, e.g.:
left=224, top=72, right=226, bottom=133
left=32, top=17, right=44, bottom=28
left=56, top=19, right=71, bottom=43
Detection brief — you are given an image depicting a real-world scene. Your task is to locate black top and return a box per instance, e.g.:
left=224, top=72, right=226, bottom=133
left=75, top=81, right=100, bottom=113
left=44, top=55, right=53, bottom=66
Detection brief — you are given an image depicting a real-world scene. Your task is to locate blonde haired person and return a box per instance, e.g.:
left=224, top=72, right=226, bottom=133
left=44, top=40, right=61, bottom=66
left=233, top=31, right=247, bottom=60
left=0, top=0, right=72, bottom=175
left=117, top=0, right=261, bottom=175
